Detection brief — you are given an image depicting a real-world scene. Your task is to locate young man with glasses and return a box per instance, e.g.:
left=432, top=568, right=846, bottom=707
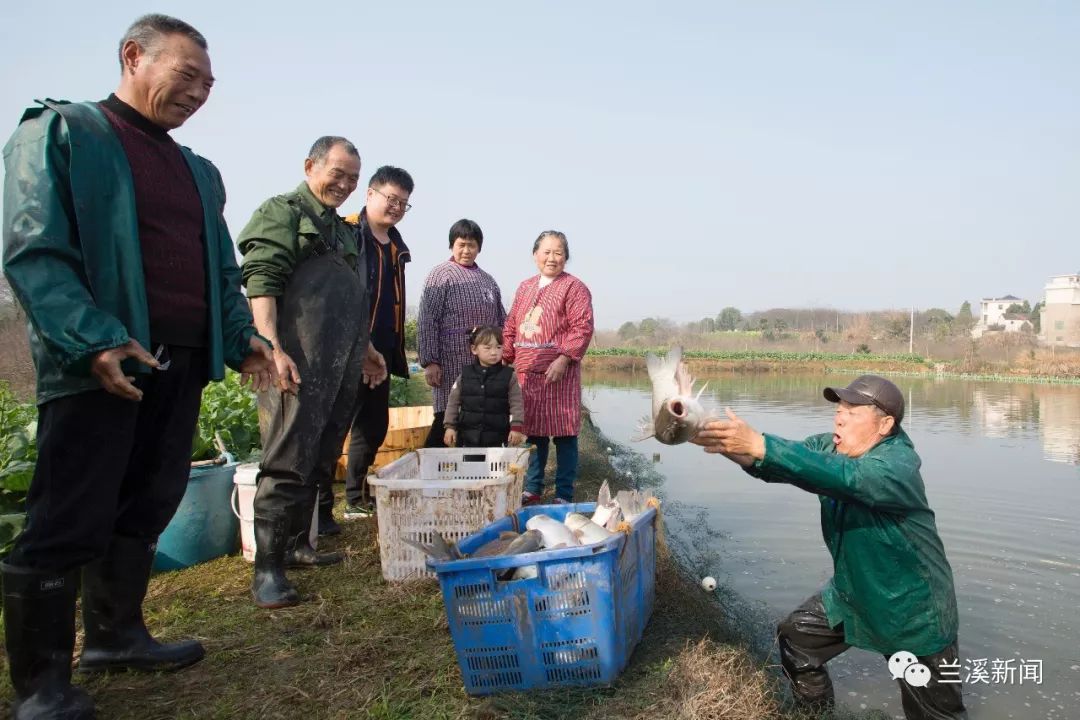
left=328, top=167, right=415, bottom=521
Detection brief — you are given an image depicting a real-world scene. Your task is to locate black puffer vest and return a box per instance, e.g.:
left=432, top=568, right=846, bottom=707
left=457, top=361, right=513, bottom=447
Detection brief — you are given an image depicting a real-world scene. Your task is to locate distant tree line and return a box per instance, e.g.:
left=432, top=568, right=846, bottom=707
left=614, top=299, right=1042, bottom=344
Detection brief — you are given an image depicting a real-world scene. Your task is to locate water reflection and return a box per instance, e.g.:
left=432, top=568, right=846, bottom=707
left=1034, top=387, right=1080, bottom=464
left=584, top=368, right=1080, bottom=464
left=970, top=389, right=1029, bottom=439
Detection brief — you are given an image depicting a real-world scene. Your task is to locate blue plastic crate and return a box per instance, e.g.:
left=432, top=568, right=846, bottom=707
left=428, top=502, right=657, bottom=695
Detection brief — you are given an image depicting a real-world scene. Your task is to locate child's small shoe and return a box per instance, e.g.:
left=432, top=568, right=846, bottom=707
left=521, top=491, right=542, bottom=507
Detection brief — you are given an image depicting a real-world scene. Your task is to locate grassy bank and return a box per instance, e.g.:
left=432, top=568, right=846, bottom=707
left=0, top=417, right=877, bottom=720
left=585, top=347, right=928, bottom=375
left=586, top=345, right=1080, bottom=383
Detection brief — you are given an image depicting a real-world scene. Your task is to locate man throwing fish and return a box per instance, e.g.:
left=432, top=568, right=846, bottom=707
left=692, top=375, right=966, bottom=720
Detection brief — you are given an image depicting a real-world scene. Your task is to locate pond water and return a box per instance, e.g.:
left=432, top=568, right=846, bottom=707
left=583, top=369, right=1080, bottom=720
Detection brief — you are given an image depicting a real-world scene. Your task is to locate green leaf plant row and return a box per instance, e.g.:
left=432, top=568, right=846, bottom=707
left=586, top=347, right=927, bottom=363
left=0, top=383, right=37, bottom=557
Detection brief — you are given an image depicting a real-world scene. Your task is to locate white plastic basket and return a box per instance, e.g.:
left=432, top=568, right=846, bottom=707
left=368, top=447, right=531, bottom=581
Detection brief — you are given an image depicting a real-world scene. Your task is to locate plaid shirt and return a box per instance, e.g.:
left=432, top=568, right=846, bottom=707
left=417, top=259, right=506, bottom=412
left=503, top=272, right=594, bottom=436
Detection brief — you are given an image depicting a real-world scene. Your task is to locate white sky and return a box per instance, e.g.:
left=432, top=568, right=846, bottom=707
left=2, top=1, right=1076, bottom=328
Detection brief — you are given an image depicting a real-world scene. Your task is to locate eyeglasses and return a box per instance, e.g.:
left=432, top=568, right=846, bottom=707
left=372, top=187, right=412, bottom=212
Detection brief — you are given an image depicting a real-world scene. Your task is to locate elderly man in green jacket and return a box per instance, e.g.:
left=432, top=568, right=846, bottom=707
left=1, top=14, right=273, bottom=720
left=693, top=375, right=966, bottom=720
left=237, top=137, right=386, bottom=609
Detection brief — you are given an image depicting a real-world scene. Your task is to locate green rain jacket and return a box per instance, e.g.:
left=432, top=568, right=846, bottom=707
left=236, top=182, right=360, bottom=298
left=745, top=429, right=959, bottom=656
left=2, top=100, right=259, bottom=405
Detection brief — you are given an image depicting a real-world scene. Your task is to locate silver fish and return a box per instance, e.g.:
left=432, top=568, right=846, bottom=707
left=509, top=565, right=539, bottom=581
left=615, top=489, right=649, bottom=524
left=496, top=530, right=546, bottom=581
left=591, top=480, right=623, bottom=531
left=402, top=531, right=463, bottom=562
left=564, top=513, right=615, bottom=545
left=502, top=529, right=544, bottom=556
left=472, top=530, right=525, bottom=558
left=639, top=345, right=709, bottom=445
left=525, top=515, right=580, bottom=548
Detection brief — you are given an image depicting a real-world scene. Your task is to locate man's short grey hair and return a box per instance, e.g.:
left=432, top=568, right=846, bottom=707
left=868, top=404, right=902, bottom=436
left=308, top=137, right=361, bottom=165
left=118, top=14, right=208, bottom=70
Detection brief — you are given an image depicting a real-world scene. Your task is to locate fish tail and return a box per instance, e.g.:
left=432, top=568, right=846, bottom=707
left=647, top=345, right=682, bottom=381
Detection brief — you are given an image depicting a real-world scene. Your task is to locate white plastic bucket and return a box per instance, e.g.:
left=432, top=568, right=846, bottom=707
left=232, top=463, right=318, bottom=562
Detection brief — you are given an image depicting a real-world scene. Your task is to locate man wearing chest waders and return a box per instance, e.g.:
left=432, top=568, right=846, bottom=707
left=693, top=375, right=966, bottom=720
left=238, top=137, right=387, bottom=608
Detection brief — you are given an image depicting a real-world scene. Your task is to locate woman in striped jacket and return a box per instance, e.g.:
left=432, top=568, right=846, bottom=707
left=503, top=230, right=595, bottom=504
left=417, top=219, right=506, bottom=446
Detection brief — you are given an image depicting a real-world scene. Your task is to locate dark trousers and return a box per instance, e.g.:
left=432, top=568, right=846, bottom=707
left=338, top=375, right=391, bottom=507
left=525, top=435, right=578, bottom=502
left=777, top=593, right=967, bottom=720
left=9, top=346, right=207, bottom=571
left=423, top=411, right=446, bottom=448
left=257, top=341, right=365, bottom=521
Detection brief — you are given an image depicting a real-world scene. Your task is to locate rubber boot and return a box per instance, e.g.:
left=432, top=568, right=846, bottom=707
left=286, top=499, right=343, bottom=568
left=251, top=513, right=300, bottom=608
left=317, top=479, right=341, bottom=537
left=78, top=536, right=205, bottom=673
left=2, top=562, right=95, bottom=719
left=779, top=634, right=836, bottom=712
left=317, top=503, right=342, bottom=537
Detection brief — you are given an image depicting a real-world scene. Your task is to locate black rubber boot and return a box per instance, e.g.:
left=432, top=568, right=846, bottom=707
left=317, top=504, right=342, bottom=537
left=251, top=514, right=301, bottom=608
left=285, top=536, right=344, bottom=567
left=2, top=562, right=95, bottom=719
left=78, top=536, right=204, bottom=674
left=286, top=501, right=343, bottom=568
left=317, top=478, right=342, bottom=536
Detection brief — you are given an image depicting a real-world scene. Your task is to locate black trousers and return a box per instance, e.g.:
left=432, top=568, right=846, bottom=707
left=423, top=411, right=446, bottom=448
left=777, top=593, right=968, bottom=720
left=9, top=346, right=207, bottom=572
left=337, top=375, right=391, bottom=507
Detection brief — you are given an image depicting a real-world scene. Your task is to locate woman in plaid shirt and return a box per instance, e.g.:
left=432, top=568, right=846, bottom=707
left=417, top=219, right=506, bottom=446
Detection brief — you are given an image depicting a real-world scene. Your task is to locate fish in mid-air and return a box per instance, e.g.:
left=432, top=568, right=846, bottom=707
left=636, top=345, right=710, bottom=445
